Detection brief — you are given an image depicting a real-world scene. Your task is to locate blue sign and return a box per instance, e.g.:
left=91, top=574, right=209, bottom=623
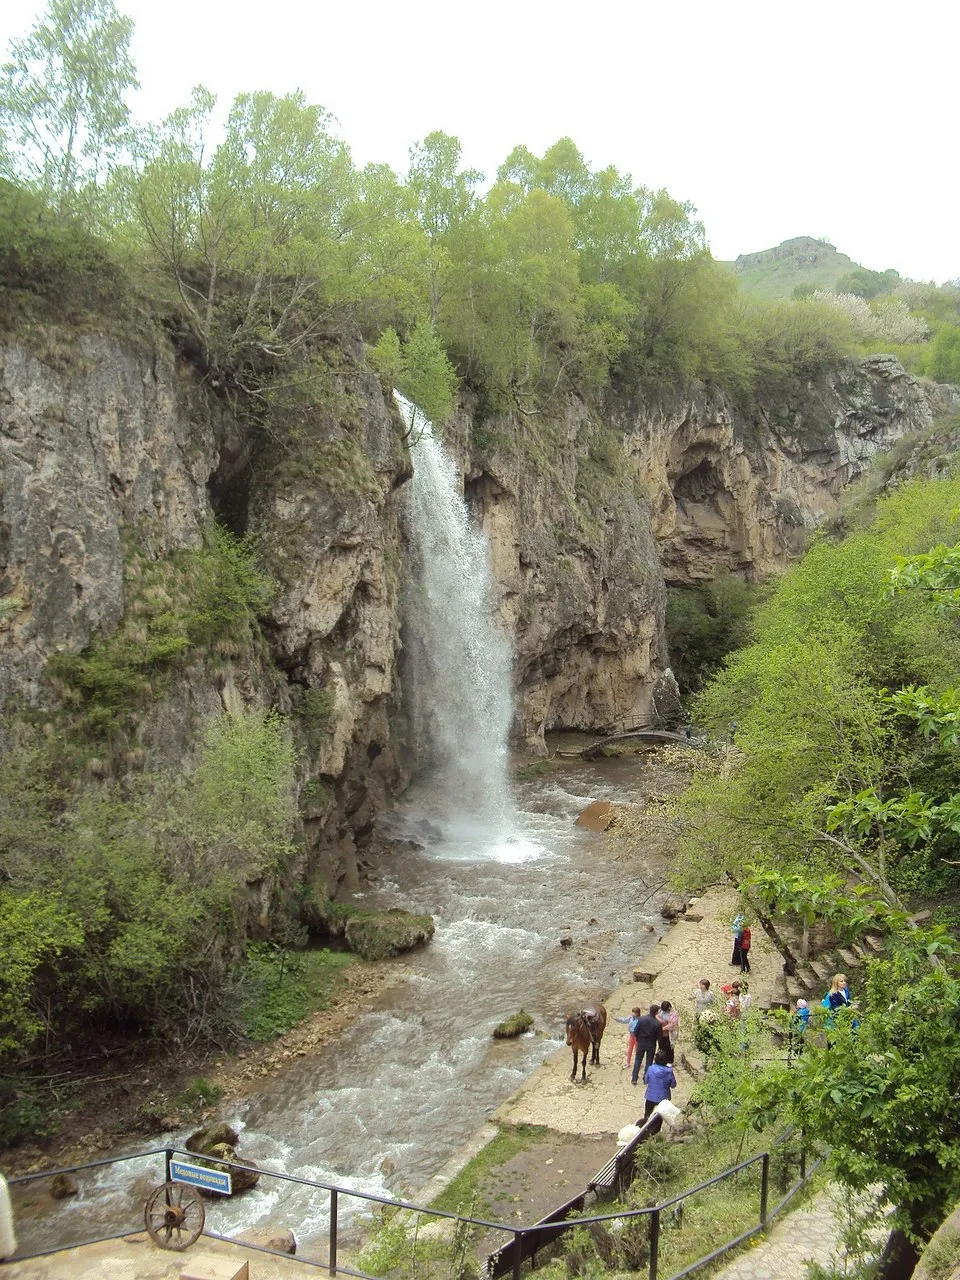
left=170, top=1159, right=232, bottom=1196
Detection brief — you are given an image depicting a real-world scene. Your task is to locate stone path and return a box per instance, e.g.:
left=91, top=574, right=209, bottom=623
left=713, top=1182, right=849, bottom=1279
left=495, top=885, right=781, bottom=1134
left=0, top=1232, right=325, bottom=1279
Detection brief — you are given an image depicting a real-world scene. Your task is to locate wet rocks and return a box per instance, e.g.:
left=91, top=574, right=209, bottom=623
left=238, top=1225, right=296, bottom=1254
left=50, top=1174, right=79, bottom=1199
left=492, top=1009, right=534, bottom=1039
left=185, top=1123, right=259, bottom=1196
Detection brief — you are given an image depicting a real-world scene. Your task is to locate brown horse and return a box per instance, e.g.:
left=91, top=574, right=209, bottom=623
left=564, top=1004, right=607, bottom=1082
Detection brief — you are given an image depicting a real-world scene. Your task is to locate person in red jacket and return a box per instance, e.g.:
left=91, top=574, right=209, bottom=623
left=739, top=925, right=752, bottom=974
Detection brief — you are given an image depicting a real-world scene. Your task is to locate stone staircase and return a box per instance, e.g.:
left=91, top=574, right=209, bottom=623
left=763, top=931, right=885, bottom=1011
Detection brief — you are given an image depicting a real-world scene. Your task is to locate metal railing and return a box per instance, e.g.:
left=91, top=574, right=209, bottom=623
left=4, top=1133, right=823, bottom=1280
left=487, top=1125, right=822, bottom=1280
left=4, top=1144, right=516, bottom=1277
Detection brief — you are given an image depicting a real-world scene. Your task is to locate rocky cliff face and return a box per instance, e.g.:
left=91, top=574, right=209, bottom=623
left=439, top=356, right=944, bottom=750
left=0, top=330, right=411, bottom=900
left=0, top=322, right=949, bottom=890
left=621, top=354, right=939, bottom=586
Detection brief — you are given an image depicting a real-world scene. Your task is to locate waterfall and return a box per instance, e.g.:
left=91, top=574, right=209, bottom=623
left=398, top=394, right=514, bottom=834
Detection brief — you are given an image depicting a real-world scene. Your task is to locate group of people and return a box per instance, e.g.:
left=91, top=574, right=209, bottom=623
left=790, top=972, right=855, bottom=1053
left=615, top=1000, right=679, bottom=1118
left=613, top=914, right=859, bottom=1126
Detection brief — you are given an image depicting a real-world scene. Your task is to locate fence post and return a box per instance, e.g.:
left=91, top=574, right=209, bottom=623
left=649, top=1209, right=660, bottom=1280
left=513, top=1228, right=524, bottom=1280
left=164, top=1148, right=172, bottom=1184
left=329, top=1189, right=338, bottom=1276
left=760, top=1153, right=770, bottom=1230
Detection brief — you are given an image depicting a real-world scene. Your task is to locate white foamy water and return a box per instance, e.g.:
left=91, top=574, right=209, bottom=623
left=399, top=394, right=515, bottom=831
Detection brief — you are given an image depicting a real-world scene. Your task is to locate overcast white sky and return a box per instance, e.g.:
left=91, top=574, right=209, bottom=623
left=2, top=0, right=957, bottom=282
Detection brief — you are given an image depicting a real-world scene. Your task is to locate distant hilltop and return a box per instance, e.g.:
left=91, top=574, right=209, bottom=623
left=722, top=237, right=859, bottom=300
left=734, top=236, right=840, bottom=273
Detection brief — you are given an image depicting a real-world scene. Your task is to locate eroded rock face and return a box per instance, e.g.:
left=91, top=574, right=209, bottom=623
left=0, top=323, right=948, bottom=899
left=0, top=337, right=214, bottom=714
left=621, top=355, right=937, bottom=585
left=0, top=330, right=411, bottom=902
left=439, top=399, right=669, bottom=753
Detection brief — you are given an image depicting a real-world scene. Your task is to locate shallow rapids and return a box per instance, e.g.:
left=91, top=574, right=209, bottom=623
left=11, top=750, right=670, bottom=1256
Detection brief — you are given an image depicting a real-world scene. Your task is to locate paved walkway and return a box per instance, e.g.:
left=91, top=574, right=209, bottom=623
left=713, top=1183, right=847, bottom=1279
left=0, top=1233, right=325, bottom=1279
left=495, top=885, right=782, bottom=1134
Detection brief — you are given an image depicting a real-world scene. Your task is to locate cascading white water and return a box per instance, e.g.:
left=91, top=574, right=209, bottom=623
left=398, top=394, right=514, bottom=831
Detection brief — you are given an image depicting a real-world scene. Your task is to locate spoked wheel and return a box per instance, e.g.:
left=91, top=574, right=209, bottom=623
left=144, top=1180, right=205, bottom=1250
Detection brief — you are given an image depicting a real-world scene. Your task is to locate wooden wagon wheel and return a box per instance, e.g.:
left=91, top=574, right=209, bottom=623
left=144, top=1180, right=205, bottom=1250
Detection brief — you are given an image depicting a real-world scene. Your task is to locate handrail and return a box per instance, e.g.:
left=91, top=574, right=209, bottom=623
left=4, top=1134, right=824, bottom=1280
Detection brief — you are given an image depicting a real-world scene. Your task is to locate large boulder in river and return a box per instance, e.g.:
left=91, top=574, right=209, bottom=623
left=186, top=1123, right=239, bottom=1153
left=185, top=1123, right=260, bottom=1196
left=575, top=800, right=614, bottom=831
left=344, top=908, right=435, bottom=960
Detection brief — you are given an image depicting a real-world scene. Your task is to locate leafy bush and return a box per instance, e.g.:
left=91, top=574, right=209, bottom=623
left=666, top=574, right=766, bottom=695
left=240, top=945, right=354, bottom=1041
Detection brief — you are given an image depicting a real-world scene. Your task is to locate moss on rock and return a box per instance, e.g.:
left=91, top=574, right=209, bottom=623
left=343, top=908, right=435, bottom=961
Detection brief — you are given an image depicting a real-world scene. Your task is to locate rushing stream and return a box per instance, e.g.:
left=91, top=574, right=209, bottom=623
left=9, top=403, right=671, bottom=1259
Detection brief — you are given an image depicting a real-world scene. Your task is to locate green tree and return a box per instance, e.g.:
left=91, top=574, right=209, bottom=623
left=836, top=264, right=899, bottom=300
left=133, top=87, right=356, bottom=384
left=0, top=892, right=82, bottom=1054
left=679, top=476, right=960, bottom=895
left=0, top=0, right=138, bottom=216
left=406, top=131, right=481, bottom=324
left=742, top=934, right=960, bottom=1277
left=926, top=324, right=960, bottom=383
left=371, top=319, right=458, bottom=431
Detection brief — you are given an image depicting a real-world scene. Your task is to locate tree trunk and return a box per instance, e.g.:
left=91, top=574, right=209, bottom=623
left=741, top=890, right=799, bottom=973
left=876, top=1226, right=920, bottom=1280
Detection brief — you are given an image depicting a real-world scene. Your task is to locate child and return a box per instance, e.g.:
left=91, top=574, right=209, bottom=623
left=739, top=924, right=752, bottom=974
left=642, top=1049, right=677, bottom=1121
left=790, top=998, right=810, bottom=1059
left=694, top=978, right=715, bottom=1017
left=614, top=1006, right=643, bottom=1069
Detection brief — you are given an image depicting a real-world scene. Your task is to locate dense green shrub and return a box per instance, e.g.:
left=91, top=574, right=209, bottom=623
left=666, top=574, right=767, bottom=695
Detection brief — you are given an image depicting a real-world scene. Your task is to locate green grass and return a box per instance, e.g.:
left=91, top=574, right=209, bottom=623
left=174, top=1076, right=225, bottom=1112
left=429, top=1124, right=550, bottom=1216
left=534, top=1124, right=823, bottom=1279
left=239, top=946, right=355, bottom=1041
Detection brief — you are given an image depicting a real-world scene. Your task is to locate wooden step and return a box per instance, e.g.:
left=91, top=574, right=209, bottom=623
left=785, top=977, right=807, bottom=1001
left=837, top=947, right=861, bottom=970
left=863, top=933, right=885, bottom=954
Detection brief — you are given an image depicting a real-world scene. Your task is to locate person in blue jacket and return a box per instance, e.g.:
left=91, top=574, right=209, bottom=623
left=642, top=1049, right=677, bottom=1121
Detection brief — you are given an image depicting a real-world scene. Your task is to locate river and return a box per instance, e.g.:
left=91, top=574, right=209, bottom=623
left=10, top=746, right=671, bottom=1257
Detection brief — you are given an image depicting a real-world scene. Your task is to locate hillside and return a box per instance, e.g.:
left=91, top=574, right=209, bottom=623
left=721, top=235, right=859, bottom=299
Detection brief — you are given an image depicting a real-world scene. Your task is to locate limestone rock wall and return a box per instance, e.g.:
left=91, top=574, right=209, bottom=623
left=0, top=330, right=411, bottom=900
left=618, top=355, right=939, bottom=585
left=449, top=400, right=669, bottom=752
left=0, top=321, right=949, bottom=895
